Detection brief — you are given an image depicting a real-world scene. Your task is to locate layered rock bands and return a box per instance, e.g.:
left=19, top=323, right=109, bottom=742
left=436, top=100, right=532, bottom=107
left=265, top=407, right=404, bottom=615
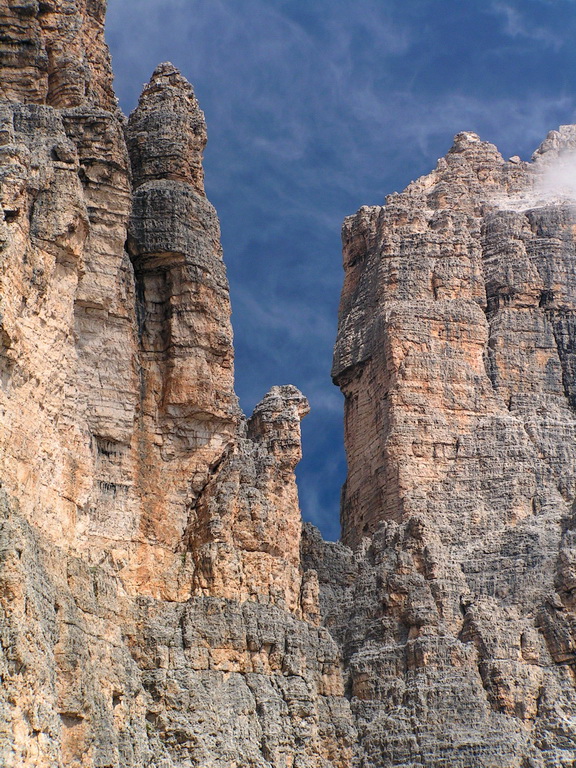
left=320, top=128, right=576, bottom=766
left=1, top=2, right=576, bottom=767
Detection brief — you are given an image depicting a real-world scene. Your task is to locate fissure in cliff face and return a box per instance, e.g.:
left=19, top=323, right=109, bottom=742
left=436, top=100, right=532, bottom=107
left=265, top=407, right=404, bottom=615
left=1, top=2, right=576, bottom=767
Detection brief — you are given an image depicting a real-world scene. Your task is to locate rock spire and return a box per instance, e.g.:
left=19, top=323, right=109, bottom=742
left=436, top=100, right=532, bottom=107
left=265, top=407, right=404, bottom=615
left=2, top=1, right=576, bottom=766
left=0, top=3, right=353, bottom=766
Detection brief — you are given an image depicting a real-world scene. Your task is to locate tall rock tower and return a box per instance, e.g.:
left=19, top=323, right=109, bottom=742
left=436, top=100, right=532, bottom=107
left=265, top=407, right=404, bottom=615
left=0, top=2, right=353, bottom=765
left=319, top=129, right=576, bottom=765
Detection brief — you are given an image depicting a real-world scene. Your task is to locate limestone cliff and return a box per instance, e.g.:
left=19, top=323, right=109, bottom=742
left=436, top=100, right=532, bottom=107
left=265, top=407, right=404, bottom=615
left=2, top=2, right=576, bottom=767
left=0, top=2, right=353, bottom=766
left=310, top=129, right=576, bottom=766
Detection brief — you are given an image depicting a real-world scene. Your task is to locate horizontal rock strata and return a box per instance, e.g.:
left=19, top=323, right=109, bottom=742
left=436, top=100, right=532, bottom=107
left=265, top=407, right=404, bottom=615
left=325, top=128, right=576, bottom=766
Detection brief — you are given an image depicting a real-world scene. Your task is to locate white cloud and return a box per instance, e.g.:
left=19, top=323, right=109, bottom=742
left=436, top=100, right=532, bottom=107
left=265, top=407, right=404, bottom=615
left=538, top=150, right=576, bottom=200
left=491, top=2, right=565, bottom=49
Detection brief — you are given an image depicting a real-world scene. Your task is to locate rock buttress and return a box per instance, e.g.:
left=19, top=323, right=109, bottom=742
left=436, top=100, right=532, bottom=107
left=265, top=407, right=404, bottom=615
left=314, top=128, right=576, bottom=766
left=0, top=3, right=355, bottom=766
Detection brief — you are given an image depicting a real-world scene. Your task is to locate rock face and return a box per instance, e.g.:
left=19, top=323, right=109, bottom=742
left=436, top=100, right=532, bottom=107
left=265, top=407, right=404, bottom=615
left=0, top=3, right=354, bottom=766
left=3, top=2, right=576, bottom=767
left=0, top=0, right=116, bottom=110
left=318, top=129, right=576, bottom=765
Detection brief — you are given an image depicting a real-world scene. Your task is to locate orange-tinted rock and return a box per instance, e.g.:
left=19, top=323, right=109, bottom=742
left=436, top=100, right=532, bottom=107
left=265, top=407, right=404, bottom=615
left=187, top=386, right=310, bottom=612
left=0, top=0, right=116, bottom=109
left=0, top=4, right=354, bottom=766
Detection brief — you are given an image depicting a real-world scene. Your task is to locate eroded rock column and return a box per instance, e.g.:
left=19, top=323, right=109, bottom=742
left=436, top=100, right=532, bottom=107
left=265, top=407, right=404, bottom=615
left=322, top=128, right=576, bottom=766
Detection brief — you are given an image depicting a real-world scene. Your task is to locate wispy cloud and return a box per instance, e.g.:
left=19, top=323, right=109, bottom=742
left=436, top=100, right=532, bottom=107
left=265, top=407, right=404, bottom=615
left=502, top=147, right=576, bottom=211
left=539, top=150, right=576, bottom=200
left=490, top=1, right=565, bottom=49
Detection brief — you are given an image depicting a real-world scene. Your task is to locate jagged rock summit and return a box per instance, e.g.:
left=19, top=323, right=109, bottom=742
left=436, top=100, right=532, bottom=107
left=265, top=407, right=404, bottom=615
left=2, top=1, right=576, bottom=767
left=322, top=125, right=576, bottom=766
left=127, top=62, right=208, bottom=193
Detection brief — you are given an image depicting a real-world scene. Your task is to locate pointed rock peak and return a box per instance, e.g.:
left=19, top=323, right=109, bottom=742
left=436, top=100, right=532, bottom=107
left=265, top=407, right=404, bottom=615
left=446, top=130, right=503, bottom=170
left=449, top=131, right=493, bottom=155
left=144, top=62, right=198, bottom=100
left=253, top=385, right=311, bottom=422
left=152, top=61, right=181, bottom=77
left=248, top=386, right=309, bottom=470
left=127, top=62, right=207, bottom=193
left=454, top=131, right=482, bottom=145
left=532, top=124, right=576, bottom=161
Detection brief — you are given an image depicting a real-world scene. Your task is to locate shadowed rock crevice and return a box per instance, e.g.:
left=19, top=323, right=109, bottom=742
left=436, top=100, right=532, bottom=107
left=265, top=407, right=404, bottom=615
left=549, top=312, right=576, bottom=412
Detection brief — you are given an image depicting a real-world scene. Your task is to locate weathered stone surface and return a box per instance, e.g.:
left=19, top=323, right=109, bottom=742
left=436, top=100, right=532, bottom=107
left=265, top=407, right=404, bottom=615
left=322, top=127, right=576, bottom=765
left=187, top=385, right=312, bottom=612
left=127, top=63, right=207, bottom=193
left=4, top=0, right=576, bottom=766
left=0, top=491, right=354, bottom=767
left=125, top=63, right=240, bottom=599
left=0, top=3, right=355, bottom=766
left=0, top=5, right=312, bottom=609
left=0, top=0, right=116, bottom=109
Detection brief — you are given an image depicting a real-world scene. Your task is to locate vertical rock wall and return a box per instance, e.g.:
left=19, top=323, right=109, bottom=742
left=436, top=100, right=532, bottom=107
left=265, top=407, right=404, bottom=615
left=0, top=3, right=354, bottom=766
left=318, top=128, right=576, bottom=766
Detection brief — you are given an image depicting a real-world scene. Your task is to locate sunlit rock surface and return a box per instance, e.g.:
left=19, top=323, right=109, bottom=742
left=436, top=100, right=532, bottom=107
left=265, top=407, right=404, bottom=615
left=2, top=2, right=576, bottom=767
left=0, top=3, right=353, bottom=766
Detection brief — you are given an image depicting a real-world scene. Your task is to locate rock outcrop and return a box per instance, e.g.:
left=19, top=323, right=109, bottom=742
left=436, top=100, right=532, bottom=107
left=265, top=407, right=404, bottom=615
left=315, top=128, right=576, bottom=765
left=0, top=3, right=354, bottom=766
left=2, top=2, right=576, bottom=767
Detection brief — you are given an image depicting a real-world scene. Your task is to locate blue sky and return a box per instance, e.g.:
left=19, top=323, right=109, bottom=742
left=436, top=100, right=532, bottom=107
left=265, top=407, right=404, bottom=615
left=105, top=0, right=576, bottom=541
